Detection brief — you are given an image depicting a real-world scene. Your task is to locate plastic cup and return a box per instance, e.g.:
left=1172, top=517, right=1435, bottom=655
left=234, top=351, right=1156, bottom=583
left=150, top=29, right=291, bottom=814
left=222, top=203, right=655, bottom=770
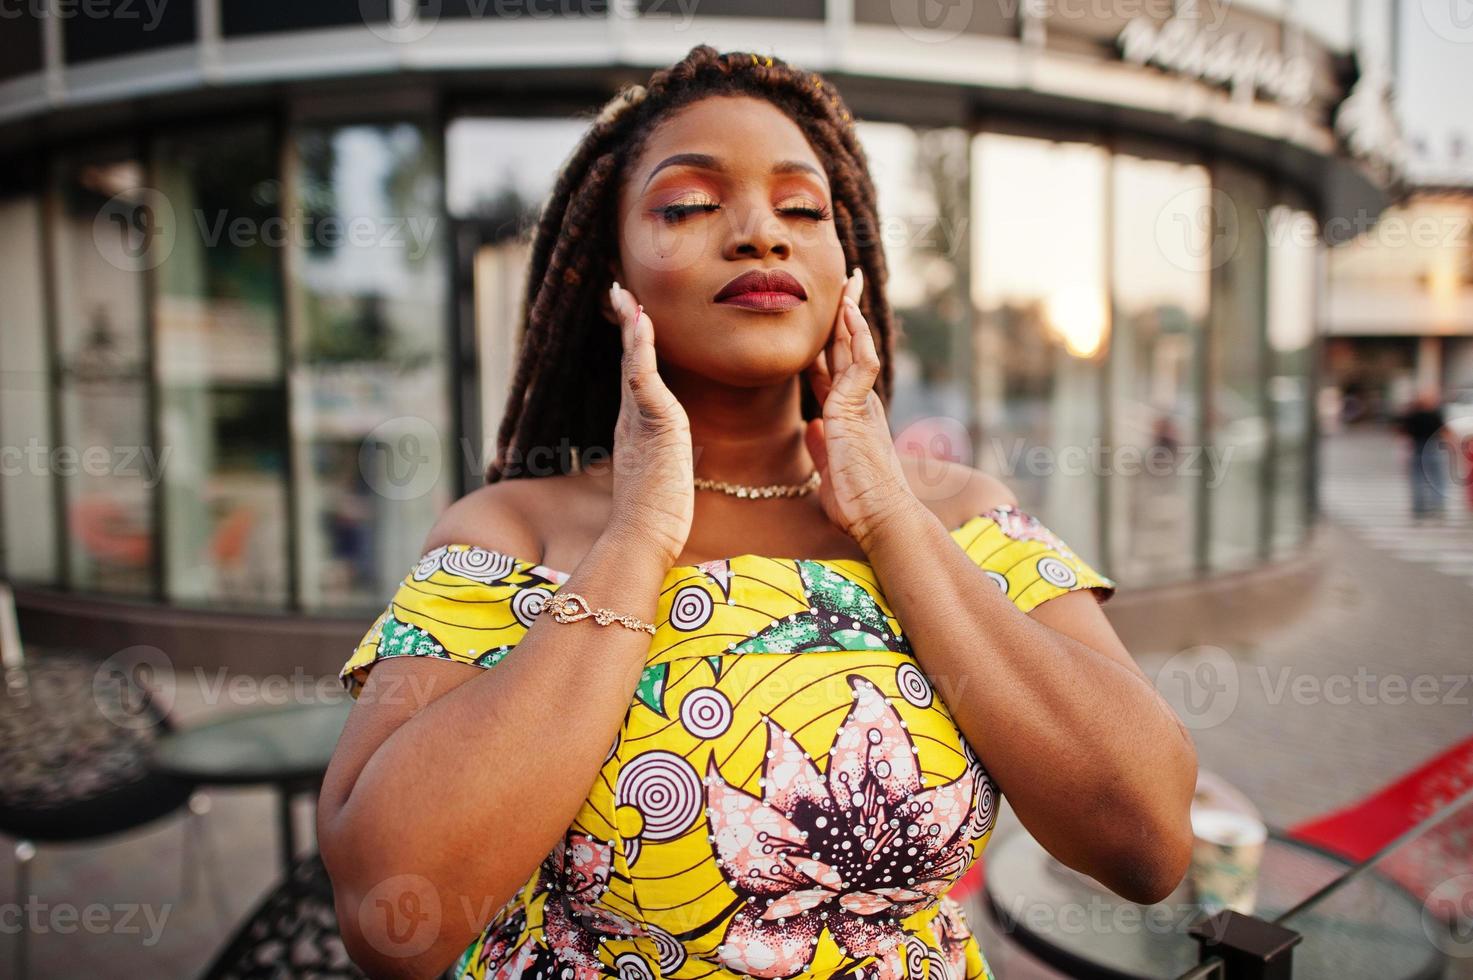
left=1189, top=807, right=1268, bottom=915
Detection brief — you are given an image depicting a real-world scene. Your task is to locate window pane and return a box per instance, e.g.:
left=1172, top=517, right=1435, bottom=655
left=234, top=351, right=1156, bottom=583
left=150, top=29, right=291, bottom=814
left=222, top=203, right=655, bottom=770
left=220, top=0, right=391, bottom=37
left=153, top=123, right=290, bottom=606
left=287, top=122, right=453, bottom=611
left=49, top=147, right=156, bottom=595
left=1109, top=154, right=1210, bottom=585
left=447, top=117, right=583, bottom=469
left=859, top=123, right=972, bottom=462
left=0, top=193, right=59, bottom=582
left=63, top=1, right=196, bottom=63
left=1266, top=202, right=1318, bottom=559
left=1208, top=164, right=1270, bottom=572
left=972, top=133, right=1107, bottom=566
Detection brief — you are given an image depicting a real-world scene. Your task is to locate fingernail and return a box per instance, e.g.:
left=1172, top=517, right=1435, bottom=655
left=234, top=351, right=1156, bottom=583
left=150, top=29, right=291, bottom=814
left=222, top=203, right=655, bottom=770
left=635, top=303, right=643, bottom=321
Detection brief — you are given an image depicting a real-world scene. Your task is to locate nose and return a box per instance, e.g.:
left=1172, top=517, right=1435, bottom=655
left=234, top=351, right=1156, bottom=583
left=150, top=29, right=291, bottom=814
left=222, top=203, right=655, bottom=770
left=722, top=200, right=792, bottom=261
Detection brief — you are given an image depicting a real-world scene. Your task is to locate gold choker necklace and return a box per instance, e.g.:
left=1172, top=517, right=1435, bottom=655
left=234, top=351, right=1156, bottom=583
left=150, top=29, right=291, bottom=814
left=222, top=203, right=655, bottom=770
left=693, top=470, right=821, bottom=499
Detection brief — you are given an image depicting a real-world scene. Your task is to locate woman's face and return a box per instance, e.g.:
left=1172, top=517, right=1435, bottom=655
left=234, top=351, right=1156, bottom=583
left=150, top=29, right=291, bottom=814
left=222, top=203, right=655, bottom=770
left=614, top=95, right=849, bottom=391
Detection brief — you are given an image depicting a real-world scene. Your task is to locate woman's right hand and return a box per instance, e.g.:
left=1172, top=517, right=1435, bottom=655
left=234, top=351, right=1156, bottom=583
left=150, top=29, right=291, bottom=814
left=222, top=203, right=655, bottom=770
left=606, top=281, right=694, bottom=565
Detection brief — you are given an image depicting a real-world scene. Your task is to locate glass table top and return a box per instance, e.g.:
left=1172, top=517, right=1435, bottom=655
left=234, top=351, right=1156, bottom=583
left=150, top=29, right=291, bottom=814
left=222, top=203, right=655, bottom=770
left=150, top=700, right=353, bottom=785
left=984, top=826, right=1448, bottom=980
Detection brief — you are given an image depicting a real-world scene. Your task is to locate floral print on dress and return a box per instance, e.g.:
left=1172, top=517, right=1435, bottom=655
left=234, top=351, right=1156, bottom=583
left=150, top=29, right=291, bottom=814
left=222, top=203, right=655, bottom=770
left=704, top=675, right=987, bottom=978
left=345, top=509, right=1116, bottom=979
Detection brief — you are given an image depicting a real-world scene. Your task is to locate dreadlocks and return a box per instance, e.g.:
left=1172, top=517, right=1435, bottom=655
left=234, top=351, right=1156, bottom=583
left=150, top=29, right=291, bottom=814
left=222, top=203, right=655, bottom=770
left=485, top=44, right=894, bottom=484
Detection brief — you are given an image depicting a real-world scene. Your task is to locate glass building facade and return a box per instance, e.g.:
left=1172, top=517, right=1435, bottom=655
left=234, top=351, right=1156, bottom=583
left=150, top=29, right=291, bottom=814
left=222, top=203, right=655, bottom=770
left=0, top=0, right=1394, bottom=634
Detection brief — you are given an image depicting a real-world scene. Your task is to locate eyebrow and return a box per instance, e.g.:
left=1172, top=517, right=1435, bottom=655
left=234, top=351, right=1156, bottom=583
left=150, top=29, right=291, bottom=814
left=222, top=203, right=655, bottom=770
left=641, top=152, right=826, bottom=190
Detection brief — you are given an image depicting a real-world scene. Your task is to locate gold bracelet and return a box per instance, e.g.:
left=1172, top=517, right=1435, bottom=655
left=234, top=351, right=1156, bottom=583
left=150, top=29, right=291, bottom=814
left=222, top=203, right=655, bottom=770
left=543, top=591, right=656, bottom=635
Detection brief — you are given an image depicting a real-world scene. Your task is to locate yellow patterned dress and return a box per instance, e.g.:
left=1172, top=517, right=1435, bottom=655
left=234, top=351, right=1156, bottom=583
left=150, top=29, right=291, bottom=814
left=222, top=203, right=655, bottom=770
left=339, top=504, right=1115, bottom=980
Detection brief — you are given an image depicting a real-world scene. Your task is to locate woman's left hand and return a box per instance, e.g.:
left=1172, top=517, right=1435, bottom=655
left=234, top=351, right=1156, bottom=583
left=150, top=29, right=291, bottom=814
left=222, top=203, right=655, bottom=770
left=803, top=268, right=916, bottom=551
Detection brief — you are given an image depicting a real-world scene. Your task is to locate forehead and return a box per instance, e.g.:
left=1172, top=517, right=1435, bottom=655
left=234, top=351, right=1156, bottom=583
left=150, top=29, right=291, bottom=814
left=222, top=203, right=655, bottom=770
left=629, top=95, right=827, bottom=187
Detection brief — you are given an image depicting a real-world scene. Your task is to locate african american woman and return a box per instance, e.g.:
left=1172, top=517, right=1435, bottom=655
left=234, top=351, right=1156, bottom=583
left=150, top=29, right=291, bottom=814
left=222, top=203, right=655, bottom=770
left=318, top=44, right=1198, bottom=980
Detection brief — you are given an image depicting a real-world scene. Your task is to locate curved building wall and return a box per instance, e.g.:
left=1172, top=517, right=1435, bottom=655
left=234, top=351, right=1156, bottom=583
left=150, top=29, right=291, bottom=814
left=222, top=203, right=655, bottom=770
left=0, top=2, right=1393, bottom=653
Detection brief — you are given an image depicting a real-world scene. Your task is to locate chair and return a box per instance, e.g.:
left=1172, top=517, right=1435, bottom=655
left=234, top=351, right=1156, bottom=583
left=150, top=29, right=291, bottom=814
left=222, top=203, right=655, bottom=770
left=0, top=582, right=223, bottom=978
left=198, top=850, right=368, bottom=980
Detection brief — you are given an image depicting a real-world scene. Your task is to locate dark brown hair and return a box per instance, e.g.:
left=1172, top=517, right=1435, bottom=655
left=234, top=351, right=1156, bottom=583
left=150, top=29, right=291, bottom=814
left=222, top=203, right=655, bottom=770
left=486, top=44, right=894, bottom=484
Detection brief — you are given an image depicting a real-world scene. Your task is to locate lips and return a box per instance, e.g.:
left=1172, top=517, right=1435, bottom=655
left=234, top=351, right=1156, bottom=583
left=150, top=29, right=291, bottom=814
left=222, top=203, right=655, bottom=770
left=713, top=269, right=807, bottom=311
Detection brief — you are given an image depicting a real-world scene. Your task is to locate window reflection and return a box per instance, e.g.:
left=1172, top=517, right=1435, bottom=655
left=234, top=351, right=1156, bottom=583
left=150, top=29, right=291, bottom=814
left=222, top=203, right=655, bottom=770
left=50, top=147, right=156, bottom=595
left=1208, top=163, right=1270, bottom=571
left=0, top=193, right=58, bottom=582
left=447, top=117, right=584, bottom=468
left=1109, top=153, right=1210, bottom=584
left=1266, top=200, right=1318, bottom=558
left=287, top=122, right=453, bottom=610
left=858, top=123, right=972, bottom=464
left=972, top=133, right=1107, bottom=567
left=153, top=123, right=290, bottom=606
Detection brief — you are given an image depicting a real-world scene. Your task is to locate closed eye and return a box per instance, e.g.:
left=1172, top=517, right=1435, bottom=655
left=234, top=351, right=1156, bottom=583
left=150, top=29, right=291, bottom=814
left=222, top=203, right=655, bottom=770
left=779, top=204, right=833, bottom=221
left=656, top=202, right=720, bottom=223
left=655, top=202, right=833, bottom=223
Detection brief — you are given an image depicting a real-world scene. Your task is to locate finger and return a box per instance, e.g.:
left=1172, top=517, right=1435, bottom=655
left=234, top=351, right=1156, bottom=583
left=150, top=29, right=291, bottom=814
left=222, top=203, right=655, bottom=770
left=804, top=417, right=828, bottom=474
left=611, top=281, right=635, bottom=351
left=613, top=284, right=660, bottom=401
left=806, top=354, right=832, bottom=408
left=845, top=295, right=880, bottom=372
left=833, top=299, right=880, bottom=406
left=824, top=270, right=856, bottom=378
left=833, top=295, right=857, bottom=378
left=844, top=266, right=863, bottom=306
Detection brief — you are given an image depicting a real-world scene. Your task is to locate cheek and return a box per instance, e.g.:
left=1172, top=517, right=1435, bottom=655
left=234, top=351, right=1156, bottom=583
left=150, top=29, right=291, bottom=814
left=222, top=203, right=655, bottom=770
left=619, top=210, right=718, bottom=285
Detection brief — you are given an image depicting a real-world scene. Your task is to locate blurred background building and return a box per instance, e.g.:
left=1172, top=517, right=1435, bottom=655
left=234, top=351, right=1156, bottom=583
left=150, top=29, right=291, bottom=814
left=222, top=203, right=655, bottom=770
left=0, top=0, right=1409, bottom=670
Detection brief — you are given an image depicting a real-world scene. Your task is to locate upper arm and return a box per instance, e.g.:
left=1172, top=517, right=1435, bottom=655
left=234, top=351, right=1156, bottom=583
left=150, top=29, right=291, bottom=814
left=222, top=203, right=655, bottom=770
left=318, top=484, right=542, bottom=825
left=941, top=463, right=1137, bottom=675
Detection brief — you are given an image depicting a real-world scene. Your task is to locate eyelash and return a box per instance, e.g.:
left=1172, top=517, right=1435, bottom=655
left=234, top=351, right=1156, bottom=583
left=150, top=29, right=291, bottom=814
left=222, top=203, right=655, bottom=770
left=654, top=202, right=833, bottom=223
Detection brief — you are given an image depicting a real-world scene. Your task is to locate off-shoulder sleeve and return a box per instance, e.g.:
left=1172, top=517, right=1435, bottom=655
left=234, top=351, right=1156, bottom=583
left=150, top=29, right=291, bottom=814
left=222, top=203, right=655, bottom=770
left=338, top=544, right=568, bottom=699
left=953, top=504, right=1116, bottom=614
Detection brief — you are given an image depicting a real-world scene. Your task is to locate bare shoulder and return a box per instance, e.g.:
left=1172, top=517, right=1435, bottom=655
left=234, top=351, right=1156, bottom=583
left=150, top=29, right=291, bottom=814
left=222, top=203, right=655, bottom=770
left=898, top=454, right=1019, bottom=526
left=420, top=471, right=611, bottom=562
left=419, top=480, right=543, bottom=558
